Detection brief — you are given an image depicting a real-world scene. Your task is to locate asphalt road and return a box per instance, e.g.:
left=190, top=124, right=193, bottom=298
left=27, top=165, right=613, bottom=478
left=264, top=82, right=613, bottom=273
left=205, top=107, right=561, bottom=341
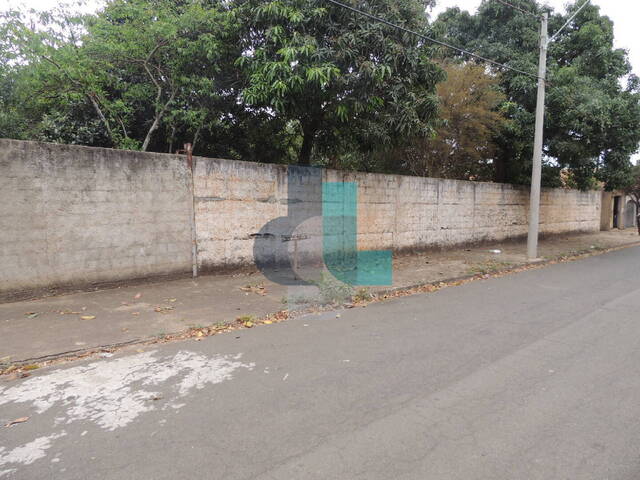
left=2, top=246, right=640, bottom=479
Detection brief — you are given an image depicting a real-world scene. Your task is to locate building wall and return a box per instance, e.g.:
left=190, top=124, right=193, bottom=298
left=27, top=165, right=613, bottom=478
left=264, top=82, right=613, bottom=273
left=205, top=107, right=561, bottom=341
left=0, top=139, right=603, bottom=294
left=601, top=191, right=614, bottom=231
left=600, top=191, right=637, bottom=231
left=0, top=139, right=193, bottom=296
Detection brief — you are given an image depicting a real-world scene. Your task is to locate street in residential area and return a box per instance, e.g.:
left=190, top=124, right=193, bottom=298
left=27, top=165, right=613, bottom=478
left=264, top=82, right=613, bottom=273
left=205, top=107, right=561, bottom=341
left=2, top=246, right=640, bottom=479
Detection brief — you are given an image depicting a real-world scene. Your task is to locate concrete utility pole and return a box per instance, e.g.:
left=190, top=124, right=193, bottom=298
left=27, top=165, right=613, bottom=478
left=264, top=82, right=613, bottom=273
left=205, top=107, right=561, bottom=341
left=527, top=12, right=548, bottom=260
left=527, top=1, right=591, bottom=260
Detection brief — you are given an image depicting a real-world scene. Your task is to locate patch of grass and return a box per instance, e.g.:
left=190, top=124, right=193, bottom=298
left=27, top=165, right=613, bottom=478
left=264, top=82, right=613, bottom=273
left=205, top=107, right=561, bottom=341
left=352, top=287, right=374, bottom=303
left=467, top=261, right=513, bottom=276
left=314, top=272, right=354, bottom=305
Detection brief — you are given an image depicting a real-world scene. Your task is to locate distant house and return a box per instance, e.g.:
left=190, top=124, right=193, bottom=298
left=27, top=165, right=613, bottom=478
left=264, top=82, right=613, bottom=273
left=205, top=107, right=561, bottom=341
left=601, top=191, right=637, bottom=230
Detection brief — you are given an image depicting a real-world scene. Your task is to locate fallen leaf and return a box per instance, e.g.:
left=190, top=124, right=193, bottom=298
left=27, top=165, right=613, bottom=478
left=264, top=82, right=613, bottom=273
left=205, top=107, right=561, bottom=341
left=23, top=364, right=39, bottom=371
left=25, top=312, right=39, bottom=319
left=263, top=320, right=273, bottom=325
left=239, top=285, right=267, bottom=296
left=131, top=312, right=140, bottom=316
left=134, top=293, right=142, bottom=299
left=154, top=306, right=174, bottom=314
left=244, top=321, right=254, bottom=328
left=80, top=315, right=96, bottom=320
left=167, top=298, right=177, bottom=303
left=5, top=417, right=29, bottom=428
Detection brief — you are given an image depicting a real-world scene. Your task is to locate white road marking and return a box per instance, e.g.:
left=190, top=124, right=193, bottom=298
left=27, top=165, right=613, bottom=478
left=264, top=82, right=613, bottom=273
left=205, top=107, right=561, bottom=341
left=0, top=432, right=67, bottom=472
left=0, top=350, right=255, bottom=473
left=0, top=350, right=253, bottom=431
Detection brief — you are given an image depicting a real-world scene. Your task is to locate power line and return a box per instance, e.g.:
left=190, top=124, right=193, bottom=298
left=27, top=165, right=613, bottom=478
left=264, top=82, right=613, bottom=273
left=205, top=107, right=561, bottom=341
left=548, top=0, right=591, bottom=44
left=491, top=0, right=541, bottom=18
left=324, top=0, right=543, bottom=81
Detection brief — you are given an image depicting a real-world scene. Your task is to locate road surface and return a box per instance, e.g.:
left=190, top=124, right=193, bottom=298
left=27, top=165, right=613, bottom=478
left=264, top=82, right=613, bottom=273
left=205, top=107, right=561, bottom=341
left=2, top=246, right=640, bottom=479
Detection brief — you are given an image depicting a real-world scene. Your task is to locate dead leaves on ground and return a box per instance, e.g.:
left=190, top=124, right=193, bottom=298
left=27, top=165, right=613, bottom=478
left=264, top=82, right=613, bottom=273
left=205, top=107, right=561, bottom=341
left=240, top=284, right=267, bottom=296
left=4, top=417, right=29, bottom=428
left=154, top=305, right=174, bottom=314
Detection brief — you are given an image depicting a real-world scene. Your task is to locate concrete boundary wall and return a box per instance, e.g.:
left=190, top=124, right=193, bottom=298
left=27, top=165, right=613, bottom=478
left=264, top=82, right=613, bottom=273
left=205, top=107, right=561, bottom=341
left=193, top=157, right=601, bottom=270
left=0, top=139, right=194, bottom=297
left=0, top=139, right=602, bottom=295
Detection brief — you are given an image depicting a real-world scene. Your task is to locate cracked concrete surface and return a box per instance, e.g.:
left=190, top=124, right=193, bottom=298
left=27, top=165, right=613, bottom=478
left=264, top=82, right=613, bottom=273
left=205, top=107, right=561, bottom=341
left=1, top=245, right=640, bottom=479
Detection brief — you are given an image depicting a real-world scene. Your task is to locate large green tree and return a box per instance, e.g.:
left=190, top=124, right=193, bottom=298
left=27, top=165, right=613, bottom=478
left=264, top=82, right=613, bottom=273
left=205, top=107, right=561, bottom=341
left=0, top=0, right=295, bottom=161
left=1, top=1, right=240, bottom=152
left=236, top=0, right=444, bottom=165
left=433, top=0, right=640, bottom=190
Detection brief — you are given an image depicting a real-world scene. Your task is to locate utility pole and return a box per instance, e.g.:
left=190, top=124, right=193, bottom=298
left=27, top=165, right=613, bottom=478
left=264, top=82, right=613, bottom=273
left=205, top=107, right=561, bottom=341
left=527, top=1, right=591, bottom=260
left=527, top=11, right=548, bottom=260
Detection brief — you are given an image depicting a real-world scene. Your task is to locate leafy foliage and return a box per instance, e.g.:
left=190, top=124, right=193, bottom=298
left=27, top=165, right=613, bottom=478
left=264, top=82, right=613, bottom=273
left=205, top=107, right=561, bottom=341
left=433, top=0, right=640, bottom=190
left=0, top=0, right=638, bottom=186
left=401, top=62, right=506, bottom=180
left=236, top=0, right=444, bottom=165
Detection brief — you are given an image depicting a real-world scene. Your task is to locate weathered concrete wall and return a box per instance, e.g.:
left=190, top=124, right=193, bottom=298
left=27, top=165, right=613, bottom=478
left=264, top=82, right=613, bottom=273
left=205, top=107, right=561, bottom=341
left=0, top=139, right=193, bottom=296
left=194, top=159, right=602, bottom=270
left=0, top=139, right=602, bottom=294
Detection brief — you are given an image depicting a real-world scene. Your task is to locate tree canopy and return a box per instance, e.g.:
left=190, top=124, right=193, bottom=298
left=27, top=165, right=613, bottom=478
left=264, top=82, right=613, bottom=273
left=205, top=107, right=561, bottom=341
left=0, top=0, right=638, bottom=189
left=400, top=62, right=507, bottom=181
left=433, top=0, right=640, bottom=190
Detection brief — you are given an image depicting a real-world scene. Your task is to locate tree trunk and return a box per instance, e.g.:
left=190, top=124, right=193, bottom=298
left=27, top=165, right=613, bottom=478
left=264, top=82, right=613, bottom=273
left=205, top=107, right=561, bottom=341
left=87, top=94, right=114, bottom=144
left=141, top=116, right=161, bottom=152
left=141, top=91, right=176, bottom=152
left=493, top=156, right=506, bottom=183
left=298, top=120, right=318, bottom=166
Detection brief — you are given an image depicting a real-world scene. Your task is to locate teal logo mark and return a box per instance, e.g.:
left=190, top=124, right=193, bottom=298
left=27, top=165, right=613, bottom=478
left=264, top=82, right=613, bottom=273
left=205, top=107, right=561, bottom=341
left=322, top=182, right=392, bottom=286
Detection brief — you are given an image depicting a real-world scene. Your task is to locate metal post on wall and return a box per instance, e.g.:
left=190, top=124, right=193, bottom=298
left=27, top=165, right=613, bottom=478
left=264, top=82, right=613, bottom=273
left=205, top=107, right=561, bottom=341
left=177, top=143, right=198, bottom=278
